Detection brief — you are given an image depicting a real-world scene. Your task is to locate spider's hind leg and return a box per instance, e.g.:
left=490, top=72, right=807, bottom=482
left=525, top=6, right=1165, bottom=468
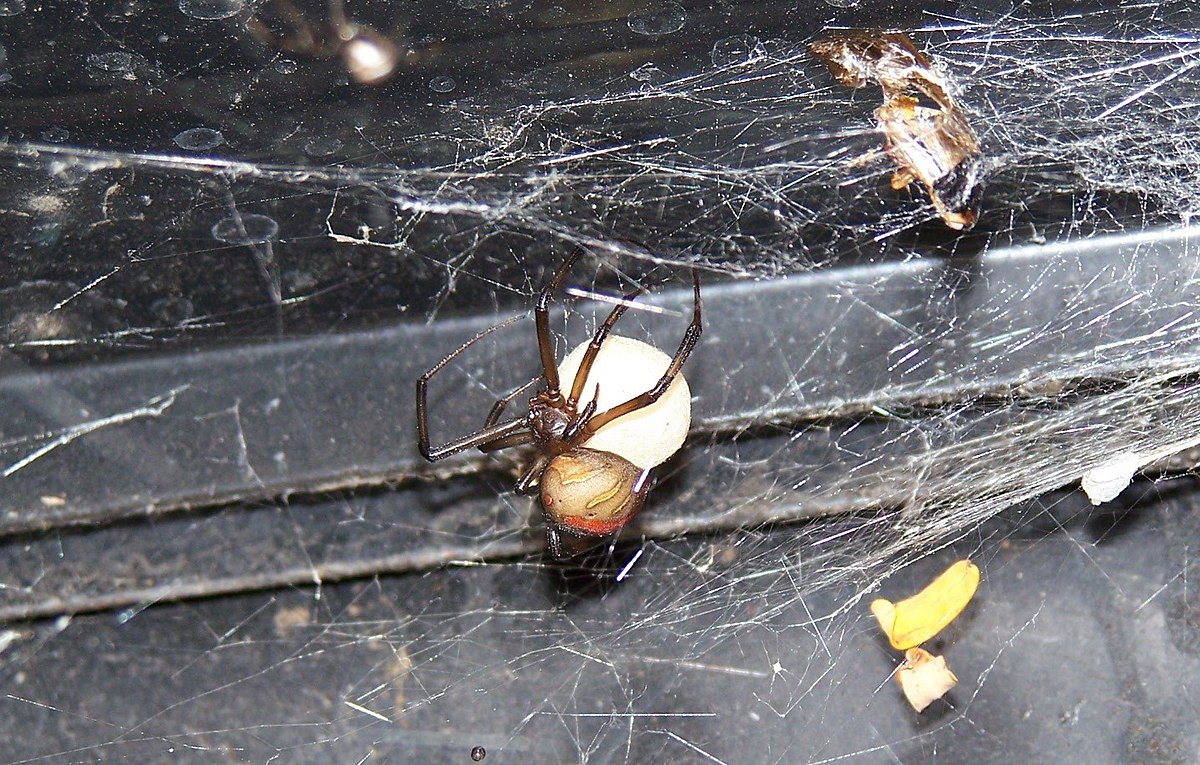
left=566, top=287, right=647, bottom=408
left=514, top=454, right=550, bottom=495
left=581, top=271, right=702, bottom=435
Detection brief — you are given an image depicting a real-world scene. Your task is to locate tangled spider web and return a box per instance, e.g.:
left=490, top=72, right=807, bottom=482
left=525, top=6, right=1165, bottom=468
left=2, top=0, right=1200, bottom=762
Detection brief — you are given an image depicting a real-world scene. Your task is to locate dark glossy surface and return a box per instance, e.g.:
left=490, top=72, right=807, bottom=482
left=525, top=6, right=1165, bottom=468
left=2, top=1, right=1199, bottom=762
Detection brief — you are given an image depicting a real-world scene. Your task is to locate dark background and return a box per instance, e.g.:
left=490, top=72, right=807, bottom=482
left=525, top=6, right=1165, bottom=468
left=1, top=1, right=1198, bottom=762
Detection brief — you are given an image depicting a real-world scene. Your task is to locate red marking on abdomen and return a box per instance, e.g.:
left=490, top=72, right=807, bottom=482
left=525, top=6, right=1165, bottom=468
left=559, top=514, right=628, bottom=536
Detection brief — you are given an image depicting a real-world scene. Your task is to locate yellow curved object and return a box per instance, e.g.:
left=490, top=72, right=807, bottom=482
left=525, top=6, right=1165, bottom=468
left=870, top=560, right=980, bottom=650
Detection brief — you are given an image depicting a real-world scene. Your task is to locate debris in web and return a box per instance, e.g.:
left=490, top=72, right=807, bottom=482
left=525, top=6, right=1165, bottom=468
left=1080, top=451, right=1141, bottom=505
left=895, top=646, right=958, bottom=713
left=871, top=559, right=980, bottom=651
left=872, top=559, right=980, bottom=712
left=810, top=30, right=982, bottom=230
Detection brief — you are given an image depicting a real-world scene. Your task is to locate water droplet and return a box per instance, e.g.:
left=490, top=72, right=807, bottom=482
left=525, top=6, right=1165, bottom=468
left=0, top=1, right=26, bottom=16
left=303, top=136, right=343, bottom=157
left=174, top=127, right=224, bottom=150
left=822, top=0, right=859, bottom=6
left=275, top=59, right=298, bottom=75
left=627, top=3, right=686, bottom=36
left=710, top=34, right=763, bottom=67
left=150, top=296, right=195, bottom=324
left=211, top=214, right=279, bottom=245
left=428, top=75, right=456, bottom=93
left=177, top=0, right=244, bottom=20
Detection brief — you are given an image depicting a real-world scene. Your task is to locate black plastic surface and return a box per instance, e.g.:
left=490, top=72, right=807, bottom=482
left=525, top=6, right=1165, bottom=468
left=3, top=0, right=1200, bottom=762
left=3, top=486, right=1199, bottom=764
left=1, top=229, right=1198, bottom=621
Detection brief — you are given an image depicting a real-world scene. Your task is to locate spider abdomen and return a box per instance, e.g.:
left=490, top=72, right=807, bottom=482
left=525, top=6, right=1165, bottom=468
left=540, top=448, right=649, bottom=537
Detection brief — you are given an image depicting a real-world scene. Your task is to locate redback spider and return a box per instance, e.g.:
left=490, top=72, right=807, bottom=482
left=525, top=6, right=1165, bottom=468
left=416, top=249, right=702, bottom=557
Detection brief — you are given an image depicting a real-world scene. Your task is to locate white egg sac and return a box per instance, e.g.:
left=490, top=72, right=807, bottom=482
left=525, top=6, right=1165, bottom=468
left=556, top=335, right=691, bottom=470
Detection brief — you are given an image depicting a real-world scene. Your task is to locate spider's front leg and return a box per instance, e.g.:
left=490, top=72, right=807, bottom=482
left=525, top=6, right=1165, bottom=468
left=414, top=316, right=530, bottom=461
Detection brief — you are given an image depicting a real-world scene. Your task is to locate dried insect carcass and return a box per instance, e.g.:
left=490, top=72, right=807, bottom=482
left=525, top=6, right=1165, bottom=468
left=871, top=559, right=980, bottom=713
left=810, top=31, right=982, bottom=230
left=895, top=647, right=958, bottom=713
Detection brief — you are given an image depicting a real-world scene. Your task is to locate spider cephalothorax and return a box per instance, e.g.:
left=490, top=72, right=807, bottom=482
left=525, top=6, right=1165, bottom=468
left=525, top=390, right=579, bottom=447
left=416, top=249, right=701, bottom=556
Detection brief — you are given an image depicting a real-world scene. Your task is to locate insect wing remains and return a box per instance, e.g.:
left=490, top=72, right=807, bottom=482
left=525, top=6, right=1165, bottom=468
left=810, top=31, right=982, bottom=229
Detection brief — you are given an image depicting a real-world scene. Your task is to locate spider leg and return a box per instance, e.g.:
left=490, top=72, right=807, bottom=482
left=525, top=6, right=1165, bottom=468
left=535, top=248, right=585, bottom=395
left=580, top=272, right=701, bottom=435
left=418, top=417, right=528, bottom=461
left=484, top=375, right=541, bottom=428
left=478, top=431, right=536, bottom=453
left=515, top=453, right=551, bottom=495
left=563, top=384, right=600, bottom=442
left=567, top=286, right=646, bottom=408
left=415, top=315, right=525, bottom=461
